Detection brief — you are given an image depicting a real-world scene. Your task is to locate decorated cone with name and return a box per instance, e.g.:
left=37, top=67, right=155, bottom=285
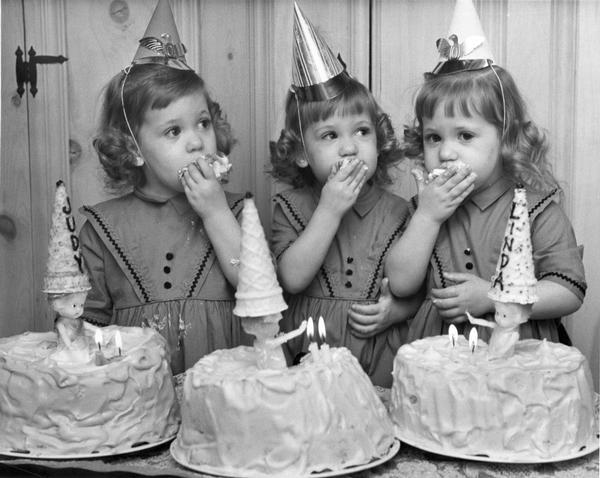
left=42, top=180, right=91, bottom=294
left=488, top=188, right=538, bottom=305
left=233, top=195, right=288, bottom=320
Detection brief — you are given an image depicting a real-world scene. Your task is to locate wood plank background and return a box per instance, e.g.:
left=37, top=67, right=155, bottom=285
left=1, top=0, right=598, bottom=389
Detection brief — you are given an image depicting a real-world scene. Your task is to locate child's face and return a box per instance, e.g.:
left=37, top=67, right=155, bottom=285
left=300, top=111, right=377, bottom=185
left=51, top=292, right=87, bottom=319
left=137, top=91, right=217, bottom=198
left=422, top=103, right=502, bottom=191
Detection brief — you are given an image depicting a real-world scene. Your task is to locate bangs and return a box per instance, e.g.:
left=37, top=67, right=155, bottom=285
left=417, top=71, right=502, bottom=127
left=300, top=80, right=377, bottom=126
left=147, top=69, right=204, bottom=110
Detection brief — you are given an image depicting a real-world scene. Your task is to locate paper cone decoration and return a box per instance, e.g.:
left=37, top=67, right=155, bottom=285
left=131, top=0, right=190, bottom=70
left=43, top=181, right=91, bottom=294
left=488, top=188, right=538, bottom=304
left=233, top=196, right=288, bottom=318
left=291, top=2, right=351, bottom=101
left=432, top=0, right=495, bottom=75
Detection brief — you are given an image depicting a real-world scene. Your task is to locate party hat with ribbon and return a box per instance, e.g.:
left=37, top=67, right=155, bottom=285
left=291, top=2, right=351, bottom=101
left=233, top=195, right=288, bottom=318
left=43, top=180, right=91, bottom=294
left=131, top=0, right=190, bottom=70
left=488, top=188, right=538, bottom=305
left=432, top=0, right=495, bottom=75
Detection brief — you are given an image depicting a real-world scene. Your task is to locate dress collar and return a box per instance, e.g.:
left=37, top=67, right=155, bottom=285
left=133, top=188, right=192, bottom=216
left=469, top=176, right=515, bottom=211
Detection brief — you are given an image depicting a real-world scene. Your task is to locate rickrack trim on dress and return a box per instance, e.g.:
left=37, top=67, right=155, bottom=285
left=528, top=188, right=558, bottom=217
left=82, top=205, right=151, bottom=302
left=539, top=271, right=586, bottom=296
left=433, top=248, right=447, bottom=289
left=366, top=215, right=410, bottom=299
left=274, top=192, right=332, bottom=296
left=186, top=195, right=244, bottom=298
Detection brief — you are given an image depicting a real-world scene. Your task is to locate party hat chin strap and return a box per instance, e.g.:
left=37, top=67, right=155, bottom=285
left=489, top=63, right=507, bottom=139
left=120, top=65, right=144, bottom=159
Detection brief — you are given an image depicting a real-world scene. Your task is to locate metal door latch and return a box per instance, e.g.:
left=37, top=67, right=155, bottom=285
left=15, top=46, right=68, bottom=98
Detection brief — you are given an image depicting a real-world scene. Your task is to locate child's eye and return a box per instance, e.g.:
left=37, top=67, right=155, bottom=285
left=199, top=117, right=212, bottom=129
left=165, top=126, right=181, bottom=137
left=459, top=132, right=474, bottom=141
left=321, top=131, right=337, bottom=140
left=356, top=126, right=372, bottom=136
left=424, top=133, right=441, bottom=144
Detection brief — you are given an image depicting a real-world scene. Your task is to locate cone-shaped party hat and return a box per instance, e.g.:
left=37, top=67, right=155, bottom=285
left=42, top=181, right=91, bottom=294
left=131, top=0, right=190, bottom=70
left=432, top=0, right=495, bottom=75
left=233, top=195, right=288, bottom=317
left=488, top=188, right=538, bottom=304
left=291, top=2, right=351, bottom=101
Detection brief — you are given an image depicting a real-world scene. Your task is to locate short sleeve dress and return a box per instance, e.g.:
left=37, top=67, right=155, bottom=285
left=79, top=189, right=252, bottom=374
left=407, top=177, right=587, bottom=344
left=272, top=183, right=411, bottom=387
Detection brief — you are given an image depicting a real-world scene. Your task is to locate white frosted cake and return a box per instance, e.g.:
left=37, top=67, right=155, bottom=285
left=0, top=325, right=180, bottom=456
left=172, top=345, right=395, bottom=477
left=390, top=335, right=596, bottom=460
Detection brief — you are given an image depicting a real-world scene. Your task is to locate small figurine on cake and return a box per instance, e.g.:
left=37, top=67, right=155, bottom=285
left=43, top=180, right=97, bottom=358
left=467, top=187, right=538, bottom=359
left=232, top=193, right=291, bottom=369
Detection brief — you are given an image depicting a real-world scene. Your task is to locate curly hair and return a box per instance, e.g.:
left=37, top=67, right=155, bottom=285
left=93, top=63, right=235, bottom=193
left=402, top=66, right=559, bottom=193
left=269, top=77, right=403, bottom=188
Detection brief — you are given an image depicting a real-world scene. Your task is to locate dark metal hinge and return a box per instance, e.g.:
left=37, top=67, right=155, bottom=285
left=15, top=46, right=68, bottom=98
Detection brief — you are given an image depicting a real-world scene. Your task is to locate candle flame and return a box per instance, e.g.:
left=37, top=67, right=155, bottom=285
left=469, top=327, right=478, bottom=353
left=115, top=330, right=122, bottom=354
left=95, top=328, right=102, bottom=350
left=448, top=324, right=458, bottom=348
left=306, top=317, right=314, bottom=341
left=317, top=316, right=326, bottom=341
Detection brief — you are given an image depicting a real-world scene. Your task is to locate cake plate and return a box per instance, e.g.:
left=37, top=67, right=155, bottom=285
left=0, top=435, right=176, bottom=460
left=396, top=393, right=600, bottom=464
left=170, top=438, right=400, bottom=478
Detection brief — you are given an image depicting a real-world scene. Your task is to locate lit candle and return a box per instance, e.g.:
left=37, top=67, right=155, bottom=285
left=469, top=327, right=478, bottom=354
left=265, top=320, right=307, bottom=348
left=306, top=317, right=319, bottom=361
left=115, top=330, right=123, bottom=356
left=317, top=316, right=330, bottom=362
left=448, top=324, right=458, bottom=348
left=94, top=329, right=106, bottom=365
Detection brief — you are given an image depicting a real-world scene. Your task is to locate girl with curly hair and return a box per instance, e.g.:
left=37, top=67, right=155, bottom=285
left=269, top=4, right=421, bottom=387
left=78, top=3, right=250, bottom=374
left=385, top=5, right=586, bottom=345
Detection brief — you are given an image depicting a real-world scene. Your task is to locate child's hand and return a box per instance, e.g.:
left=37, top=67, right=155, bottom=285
left=319, top=159, right=368, bottom=218
left=348, top=277, right=395, bottom=338
left=412, top=166, right=476, bottom=225
left=180, top=157, right=228, bottom=220
left=431, top=272, right=494, bottom=324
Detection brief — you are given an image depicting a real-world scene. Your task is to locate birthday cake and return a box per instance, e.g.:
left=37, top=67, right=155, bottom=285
left=390, top=335, right=595, bottom=460
left=171, top=344, right=395, bottom=476
left=0, top=325, right=180, bottom=456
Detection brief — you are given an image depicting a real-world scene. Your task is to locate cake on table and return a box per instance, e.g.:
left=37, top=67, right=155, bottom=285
left=0, top=325, right=180, bottom=456
left=171, top=193, right=396, bottom=476
left=390, top=188, right=596, bottom=460
left=0, top=180, right=179, bottom=456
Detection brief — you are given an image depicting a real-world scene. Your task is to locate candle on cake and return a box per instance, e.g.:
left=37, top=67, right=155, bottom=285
left=469, top=327, right=478, bottom=354
left=115, top=330, right=123, bottom=356
left=448, top=324, right=458, bottom=348
left=306, top=317, right=319, bottom=361
left=94, top=329, right=107, bottom=365
left=317, top=316, right=330, bottom=361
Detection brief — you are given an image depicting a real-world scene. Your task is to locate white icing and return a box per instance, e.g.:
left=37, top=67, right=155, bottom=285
left=390, top=336, right=595, bottom=459
left=172, top=346, right=394, bottom=476
left=0, top=326, right=180, bottom=454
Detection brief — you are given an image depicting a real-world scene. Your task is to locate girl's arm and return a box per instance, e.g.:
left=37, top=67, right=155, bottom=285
left=385, top=168, right=476, bottom=297
left=530, top=280, right=582, bottom=319
left=278, top=161, right=369, bottom=293
left=182, top=160, right=241, bottom=286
